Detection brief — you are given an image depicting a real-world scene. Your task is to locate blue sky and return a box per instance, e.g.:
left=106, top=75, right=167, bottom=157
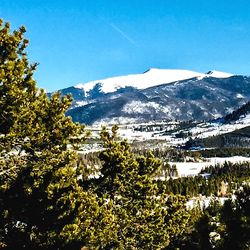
left=1, top=0, right=250, bottom=91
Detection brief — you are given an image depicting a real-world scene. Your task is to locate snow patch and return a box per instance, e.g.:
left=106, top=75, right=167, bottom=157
left=93, top=117, right=140, bottom=126
left=170, top=156, right=250, bottom=177
left=75, top=101, right=89, bottom=107
left=122, top=101, right=170, bottom=114
left=236, top=93, right=244, bottom=98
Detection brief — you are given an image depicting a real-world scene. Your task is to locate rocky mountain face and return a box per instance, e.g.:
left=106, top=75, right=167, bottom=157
left=50, top=70, right=250, bottom=125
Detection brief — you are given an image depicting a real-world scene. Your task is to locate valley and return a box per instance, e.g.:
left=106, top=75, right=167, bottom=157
left=70, top=71, right=250, bottom=184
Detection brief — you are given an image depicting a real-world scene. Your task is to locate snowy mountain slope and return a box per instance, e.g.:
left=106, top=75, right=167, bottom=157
left=50, top=69, right=250, bottom=125
left=180, top=101, right=250, bottom=148
left=189, top=113, right=250, bottom=139
left=75, top=68, right=233, bottom=94
left=224, top=101, right=250, bottom=123
left=67, top=75, right=250, bottom=125
left=200, top=123, right=250, bottom=148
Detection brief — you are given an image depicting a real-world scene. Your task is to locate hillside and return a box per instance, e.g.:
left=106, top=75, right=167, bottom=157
left=224, top=101, right=250, bottom=123
left=201, top=125, right=250, bottom=148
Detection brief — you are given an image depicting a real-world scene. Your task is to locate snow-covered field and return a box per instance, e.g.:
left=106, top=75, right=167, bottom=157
left=170, top=156, right=250, bottom=177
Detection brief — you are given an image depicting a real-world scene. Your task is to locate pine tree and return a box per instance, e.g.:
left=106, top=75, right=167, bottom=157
left=92, top=126, right=190, bottom=249
left=220, top=186, right=250, bottom=250
left=1, top=18, right=193, bottom=249
left=0, top=19, right=115, bottom=249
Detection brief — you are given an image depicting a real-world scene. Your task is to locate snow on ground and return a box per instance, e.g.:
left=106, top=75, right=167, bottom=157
left=117, top=127, right=186, bottom=144
left=236, top=93, right=244, bottom=99
left=186, top=196, right=231, bottom=209
left=89, top=121, right=185, bottom=145
left=169, top=162, right=208, bottom=177
left=169, top=156, right=250, bottom=177
left=75, top=68, right=233, bottom=94
left=209, top=156, right=250, bottom=165
left=122, top=101, right=170, bottom=115
left=118, top=128, right=161, bottom=142
left=190, top=113, right=250, bottom=138
left=92, top=117, right=141, bottom=126
left=89, top=111, right=250, bottom=146
left=74, top=100, right=94, bottom=107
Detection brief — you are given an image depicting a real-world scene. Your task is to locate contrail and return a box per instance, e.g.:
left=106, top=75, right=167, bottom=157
left=109, top=22, right=137, bottom=46
left=99, top=16, right=137, bottom=46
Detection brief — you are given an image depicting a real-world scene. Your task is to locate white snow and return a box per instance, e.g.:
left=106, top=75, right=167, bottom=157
left=88, top=110, right=250, bottom=147
left=170, top=156, right=250, bottom=177
left=122, top=101, right=170, bottom=115
left=75, top=68, right=233, bottom=94
left=236, top=93, right=244, bottom=99
left=209, top=156, right=250, bottom=165
left=186, top=196, right=231, bottom=209
left=190, top=113, right=250, bottom=139
left=74, top=100, right=93, bottom=107
left=92, top=117, right=141, bottom=126
left=169, top=162, right=208, bottom=177
left=205, top=70, right=234, bottom=78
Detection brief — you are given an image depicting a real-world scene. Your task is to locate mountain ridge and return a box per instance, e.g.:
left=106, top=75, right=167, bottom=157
left=75, top=68, right=234, bottom=95
left=48, top=69, right=250, bottom=125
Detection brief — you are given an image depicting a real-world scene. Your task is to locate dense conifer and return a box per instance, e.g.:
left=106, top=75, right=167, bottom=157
left=0, top=19, right=191, bottom=249
left=0, top=19, right=109, bottom=249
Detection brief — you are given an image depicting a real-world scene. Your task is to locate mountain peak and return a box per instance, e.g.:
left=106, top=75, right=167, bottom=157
left=75, top=68, right=234, bottom=94
left=143, top=68, right=159, bottom=73
left=205, top=70, right=234, bottom=78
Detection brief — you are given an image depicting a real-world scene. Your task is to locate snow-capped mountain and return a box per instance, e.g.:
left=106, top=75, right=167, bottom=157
left=75, top=68, right=233, bottom=95
left=50, top=69, right=250, bottom=125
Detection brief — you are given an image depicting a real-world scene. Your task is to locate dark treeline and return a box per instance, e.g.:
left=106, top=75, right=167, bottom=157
left=157, top=161, right=250, bottom=197
left=186, top=126, right=250, bottom=149
left=133, top=147, right=250, bottom=161
left=180, top=186, right=250, bottom=250
left=197, top=147, right=250, bottom=157
left=79, top=150, right=250, bottom=198
left=78, top=148, right=202, bottom=168
left=224, top=100, right=250, bottom=123
left=202, top=133, right=250, bottom=148
left=78, top=147, right=250, bottom=174
left=79, top=139, right=250, bottom=179
left=133, top=147, right=202, bottom=162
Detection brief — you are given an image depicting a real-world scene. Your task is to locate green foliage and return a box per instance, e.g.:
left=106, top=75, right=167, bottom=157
left=0, top=19, right=107, bottom=249
left=220, top=186, right=250, bottom=249
left=158, top=161, right=250, bottom=197
left=197, top=148, right=250, bottom=158
left=4, top=18, right=244, bottom=250
left=183, top=186, right=250, bottom=250
left=89, top=126, right=190, bottom=249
